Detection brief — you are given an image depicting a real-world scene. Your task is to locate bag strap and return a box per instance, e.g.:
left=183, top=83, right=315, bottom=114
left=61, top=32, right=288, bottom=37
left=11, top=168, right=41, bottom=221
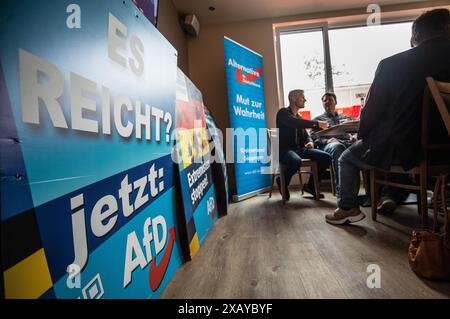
left=433, top=175, right=442, bottom=231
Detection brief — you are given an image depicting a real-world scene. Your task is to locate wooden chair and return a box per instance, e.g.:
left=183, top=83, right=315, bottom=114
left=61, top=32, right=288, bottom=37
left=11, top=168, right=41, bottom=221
left=298, top=160, right=336, bottom=197
left=330, top=163, right=337, bottom=197
left=370, top=77, right=450, bottom=228
left=432, top=174, right=449, bottom=232
left=267, top=128, right=324, bottom=203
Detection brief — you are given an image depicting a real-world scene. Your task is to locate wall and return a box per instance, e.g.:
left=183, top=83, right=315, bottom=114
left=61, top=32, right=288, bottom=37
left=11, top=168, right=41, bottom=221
left=189, top=20, right=274, bottom=130
left=186, top=0, right=450, bottom=186
left=158, top=0, right=189, bottom=73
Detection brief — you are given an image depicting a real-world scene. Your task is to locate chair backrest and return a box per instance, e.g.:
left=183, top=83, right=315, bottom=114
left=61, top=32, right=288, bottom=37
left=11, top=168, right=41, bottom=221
left=426, top=77, right=450, bottom=136
left=421, top=77, right=450, bottom=164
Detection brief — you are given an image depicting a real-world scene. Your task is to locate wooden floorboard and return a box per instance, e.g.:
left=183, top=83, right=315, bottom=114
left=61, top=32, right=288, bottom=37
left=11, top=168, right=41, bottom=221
left=161, top=191, right=450, bottom=299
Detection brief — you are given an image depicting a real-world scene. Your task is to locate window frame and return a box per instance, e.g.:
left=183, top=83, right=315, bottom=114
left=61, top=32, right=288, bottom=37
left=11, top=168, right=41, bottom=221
left=274, top=17, right=415, bottom=108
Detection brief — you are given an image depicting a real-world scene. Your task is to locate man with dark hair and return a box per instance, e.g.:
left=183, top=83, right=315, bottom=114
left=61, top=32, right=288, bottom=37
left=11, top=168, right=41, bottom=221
left=411, top=8, right=450, bottom=47
left=311, top=93, right=356, bottom=189
left=326, top=8, right=450, bottom=225
left=276, top=90, right=330, bottom=200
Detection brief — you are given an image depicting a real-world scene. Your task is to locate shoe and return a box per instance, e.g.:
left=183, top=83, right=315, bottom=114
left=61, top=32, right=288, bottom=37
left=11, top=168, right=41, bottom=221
left=276, top=176, right=290, bottom=201
left=302, top=183, right=324, bottom=199
left=325, top=207, right=366, bottom=225
left=377, top=196, right=397, bottom=214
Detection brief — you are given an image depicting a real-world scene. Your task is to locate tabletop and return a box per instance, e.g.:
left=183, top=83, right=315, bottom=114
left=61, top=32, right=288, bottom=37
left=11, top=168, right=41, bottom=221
left=315, top=121, right=360, bottom=137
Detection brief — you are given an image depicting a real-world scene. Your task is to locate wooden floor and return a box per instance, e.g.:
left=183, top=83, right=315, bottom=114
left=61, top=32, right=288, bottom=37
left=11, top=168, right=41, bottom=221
left=161, top=190, right=450, bottom=299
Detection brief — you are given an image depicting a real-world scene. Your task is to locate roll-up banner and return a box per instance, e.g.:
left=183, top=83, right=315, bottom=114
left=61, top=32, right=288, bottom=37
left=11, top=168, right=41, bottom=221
left=175, top=69, right=218, bottom=258
left=223, top=36, right=271, bottom=201
left=0, top=0, right=183, bottom=299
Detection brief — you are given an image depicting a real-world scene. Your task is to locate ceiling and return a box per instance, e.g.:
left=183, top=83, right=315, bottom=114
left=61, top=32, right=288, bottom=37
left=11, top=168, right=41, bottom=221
left=172, top=0, right=429, bottom=25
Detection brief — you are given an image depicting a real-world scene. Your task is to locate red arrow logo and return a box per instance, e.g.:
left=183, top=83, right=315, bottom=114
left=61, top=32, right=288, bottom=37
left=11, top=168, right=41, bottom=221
left=149, top=227, right=176, bottom=291
left=235, top=67, right=262, bottom=84
left=212, top=202, right=217, bottom=220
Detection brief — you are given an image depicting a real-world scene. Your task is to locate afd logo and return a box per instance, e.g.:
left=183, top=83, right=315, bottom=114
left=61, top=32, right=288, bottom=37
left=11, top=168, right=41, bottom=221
left=67, top=215, right=175, bottom=294
left=227, top=58, right=262, bottom=87
left=207, top=196, right=216, bottom=220
left=123, top=215, right=176, bottom=291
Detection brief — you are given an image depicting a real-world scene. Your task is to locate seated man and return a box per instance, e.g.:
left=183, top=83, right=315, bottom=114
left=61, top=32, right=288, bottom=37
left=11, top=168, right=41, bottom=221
left=310, top=93, right=357, bottom=192
left=276, top=89, right=331, bottom=200
left=312, top=94, right=411, bottom=210
left=325, top=8, right=450, bottom=225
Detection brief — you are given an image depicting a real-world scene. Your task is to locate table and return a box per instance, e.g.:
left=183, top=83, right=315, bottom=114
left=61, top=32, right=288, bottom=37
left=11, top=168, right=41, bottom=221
left=315, top=121, right=360, bottom=137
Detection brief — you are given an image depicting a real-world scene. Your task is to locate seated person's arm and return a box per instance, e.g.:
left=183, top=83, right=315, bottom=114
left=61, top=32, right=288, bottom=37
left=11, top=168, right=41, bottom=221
left=304, top=131, right=314, bottom=149
left=310, top=128, right=328, bottom=149
left=278, top=109, right=319, bottom=129
left=340, top=114, right=353, bottom=123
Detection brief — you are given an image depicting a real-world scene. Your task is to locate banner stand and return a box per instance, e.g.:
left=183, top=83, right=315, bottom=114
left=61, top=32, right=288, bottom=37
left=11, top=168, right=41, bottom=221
left=232, top=186, right=272, bottom=202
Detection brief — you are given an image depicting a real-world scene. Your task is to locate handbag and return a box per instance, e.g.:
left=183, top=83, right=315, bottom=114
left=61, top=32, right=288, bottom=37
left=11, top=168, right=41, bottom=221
left=408, top=174, right=450, bottom=280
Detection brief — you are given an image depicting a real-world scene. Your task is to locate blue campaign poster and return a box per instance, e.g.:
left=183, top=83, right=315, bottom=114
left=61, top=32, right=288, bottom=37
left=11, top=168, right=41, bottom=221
left=175, top=69, right=218, bottom=258
left=0, top=0, right=182, bottom=299
left=223, top=37, right=271, bottom=200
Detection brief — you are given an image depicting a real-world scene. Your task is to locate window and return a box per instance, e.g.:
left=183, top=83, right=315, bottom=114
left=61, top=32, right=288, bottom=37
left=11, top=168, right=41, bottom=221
left=278, top=21, right=413, bottom=117
left=329, top=22, right=413, bottom=108
left=280, top=29, right=326, bottom=118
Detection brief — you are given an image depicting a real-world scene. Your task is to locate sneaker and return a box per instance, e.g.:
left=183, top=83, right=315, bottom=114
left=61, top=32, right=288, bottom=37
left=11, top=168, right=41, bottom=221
left=325, top=207, right=366, bottom=225
left=302, top=183, right=324, bottom=199
left=377, top=196, right=397, bottom=214
left=276, top=176, right=290, bottom=201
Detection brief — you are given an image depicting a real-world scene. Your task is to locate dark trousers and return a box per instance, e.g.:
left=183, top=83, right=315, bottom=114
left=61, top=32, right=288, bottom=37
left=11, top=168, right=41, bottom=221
left=280, top=148, right=332, bottom=187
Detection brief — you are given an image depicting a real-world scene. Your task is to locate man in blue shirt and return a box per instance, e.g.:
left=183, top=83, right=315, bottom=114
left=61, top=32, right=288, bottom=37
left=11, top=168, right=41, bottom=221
left=311, top=93, right=357, bottom=191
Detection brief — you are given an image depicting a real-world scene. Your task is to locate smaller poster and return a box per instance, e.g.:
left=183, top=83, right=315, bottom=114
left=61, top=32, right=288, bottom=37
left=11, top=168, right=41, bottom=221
left=204, top=107, right=229, bottom=216
left=175, top=69, right=218, bottom=258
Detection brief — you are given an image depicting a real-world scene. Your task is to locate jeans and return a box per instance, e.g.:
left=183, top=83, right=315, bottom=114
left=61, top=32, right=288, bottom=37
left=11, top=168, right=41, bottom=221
left=323, top=142, right=347, bottom=188
left=280, top=148, right=332, bottom=187
left=338, top=140, right=373, bottom=209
